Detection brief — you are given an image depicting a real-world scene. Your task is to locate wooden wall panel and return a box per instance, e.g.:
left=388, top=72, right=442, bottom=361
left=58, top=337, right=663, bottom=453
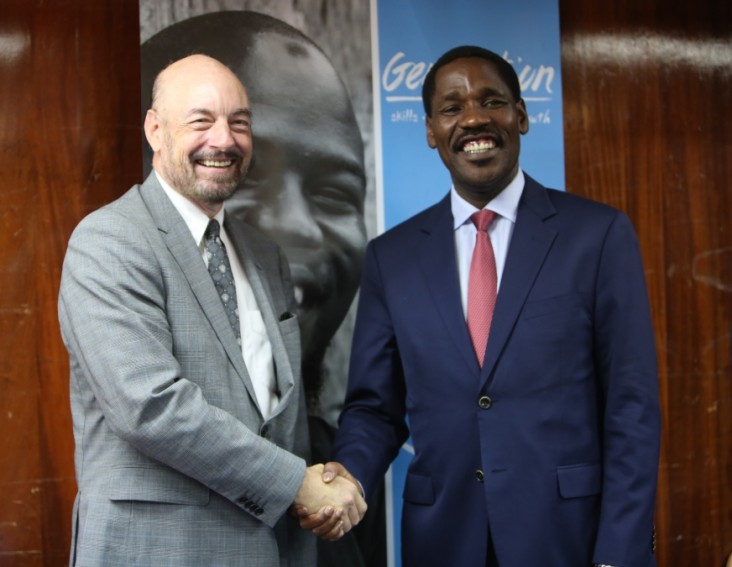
left=559, top=1, right=732, bottom=565
left=0, top=1, right=141, bottom=565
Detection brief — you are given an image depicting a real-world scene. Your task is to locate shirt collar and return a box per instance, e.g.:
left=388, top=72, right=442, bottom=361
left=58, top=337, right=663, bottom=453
left=155, top=170, right=225, bottom=246
left=451, top=169, right=524, bottom=229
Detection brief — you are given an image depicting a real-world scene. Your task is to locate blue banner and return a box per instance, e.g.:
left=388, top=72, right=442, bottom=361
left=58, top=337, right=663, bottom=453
left=373, top=0, right=564, bottom=231
left=371, top=1, right=565, bottom=564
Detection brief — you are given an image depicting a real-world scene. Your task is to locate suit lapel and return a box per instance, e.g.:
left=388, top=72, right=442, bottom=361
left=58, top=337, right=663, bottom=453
left=481, top=176, right=558, bottom=386
left=137, top=175, right=259, bottom=405
left=417, top=195, right=480, bottom=374
left=224, top=219, right=295, bottom=418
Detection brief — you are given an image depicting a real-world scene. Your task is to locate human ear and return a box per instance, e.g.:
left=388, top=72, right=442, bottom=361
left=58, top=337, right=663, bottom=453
left=143, top=109, right=163, bottom=152
left=426, top=116, right=437, bottom=149
left=517, top=99, right=529, bottom=135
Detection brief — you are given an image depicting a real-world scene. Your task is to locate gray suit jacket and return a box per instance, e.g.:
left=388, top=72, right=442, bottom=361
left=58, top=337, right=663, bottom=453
left=58, top=173, right=315, bottom=566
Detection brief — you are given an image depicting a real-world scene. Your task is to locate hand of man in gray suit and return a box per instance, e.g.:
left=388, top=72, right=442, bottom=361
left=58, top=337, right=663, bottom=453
left=292, top=463, right=367, bottom=540
left=293, top=461, right=367, bottom=539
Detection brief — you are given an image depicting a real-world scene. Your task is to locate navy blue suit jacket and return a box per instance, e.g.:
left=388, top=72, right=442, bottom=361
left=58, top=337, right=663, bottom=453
left=332, top=175, right=661, bottom=567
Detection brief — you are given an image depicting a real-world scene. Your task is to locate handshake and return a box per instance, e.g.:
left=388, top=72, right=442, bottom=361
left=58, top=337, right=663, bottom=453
left=290, top=462, right=367, bottom=541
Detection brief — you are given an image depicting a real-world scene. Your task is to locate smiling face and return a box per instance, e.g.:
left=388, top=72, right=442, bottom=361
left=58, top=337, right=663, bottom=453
left=426, top=57, right=529, bottom=208
left=223, top=32, right=366, bottom=383
left=145, top=55, right=254, bottom=216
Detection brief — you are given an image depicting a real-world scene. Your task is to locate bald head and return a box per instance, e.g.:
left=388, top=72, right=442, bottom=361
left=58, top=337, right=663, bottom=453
left=151, top=54, right=246, bottom=116
left=144, top=54, right=253, bottom=216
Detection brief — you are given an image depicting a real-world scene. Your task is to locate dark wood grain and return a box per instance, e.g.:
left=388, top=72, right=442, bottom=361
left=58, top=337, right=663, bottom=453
left=559, top=1, right=732, bottom=565
left=0, top=1, right=141, bottom=565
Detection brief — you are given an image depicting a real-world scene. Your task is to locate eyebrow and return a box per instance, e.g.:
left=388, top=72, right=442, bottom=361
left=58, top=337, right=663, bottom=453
left=440, top=86, right=505, bottom=100
left=231, top=108, right=252, bottom=120
left=186, top=108, right=253, bottom=120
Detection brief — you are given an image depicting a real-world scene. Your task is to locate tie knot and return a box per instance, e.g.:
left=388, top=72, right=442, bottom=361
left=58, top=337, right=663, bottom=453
left=206, top=219, right=221, bottom=240
left=471, top=210, right=495, bottom=232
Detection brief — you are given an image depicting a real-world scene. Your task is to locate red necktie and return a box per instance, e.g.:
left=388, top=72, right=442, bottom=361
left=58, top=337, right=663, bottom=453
left=467, top=210, right=497, bottom=366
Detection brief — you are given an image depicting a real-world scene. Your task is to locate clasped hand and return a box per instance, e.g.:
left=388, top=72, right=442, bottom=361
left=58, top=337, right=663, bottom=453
left=291, top=462, right=366, bottom=541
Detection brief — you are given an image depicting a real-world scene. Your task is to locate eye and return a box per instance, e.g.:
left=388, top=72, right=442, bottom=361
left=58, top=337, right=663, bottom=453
left=309, top=184, right=363, bottom=216
left=189, top=117, right=213, bottom=129
left=483, top=97, right=507, bottom=108
left=440, top=104, right=461, bottom=116
left=230, top=119, right=251, bottom=132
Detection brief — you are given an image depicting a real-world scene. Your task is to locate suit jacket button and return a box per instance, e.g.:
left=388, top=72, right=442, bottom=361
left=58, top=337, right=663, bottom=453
left=478, top=395, right=492, bottom=409
left=475, top=469, right=485, bottom=482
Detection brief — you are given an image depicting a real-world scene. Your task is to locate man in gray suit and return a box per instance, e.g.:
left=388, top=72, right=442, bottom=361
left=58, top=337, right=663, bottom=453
left=58, top=54, right=365, bottom=567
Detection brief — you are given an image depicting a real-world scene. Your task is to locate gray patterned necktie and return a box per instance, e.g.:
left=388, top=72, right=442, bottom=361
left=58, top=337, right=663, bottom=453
left=205, top=220, right=241, bottom=343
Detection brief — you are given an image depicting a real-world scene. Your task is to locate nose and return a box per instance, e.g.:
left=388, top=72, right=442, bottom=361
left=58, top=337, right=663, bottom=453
left=208, top=118, right=236, bottom=149
left=460, top=102, right=491, bottom=129
left=258, top=173, right=323, bottom=250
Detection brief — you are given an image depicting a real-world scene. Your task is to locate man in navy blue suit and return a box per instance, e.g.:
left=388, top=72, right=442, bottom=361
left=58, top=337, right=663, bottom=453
left=301, top=45, right=661, bottom=567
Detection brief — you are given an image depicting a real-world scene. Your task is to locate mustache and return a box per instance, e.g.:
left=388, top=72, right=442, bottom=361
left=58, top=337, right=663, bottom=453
left=456, top=126, right=501, bottom=142
left=190, top=149, right=244, bottom=161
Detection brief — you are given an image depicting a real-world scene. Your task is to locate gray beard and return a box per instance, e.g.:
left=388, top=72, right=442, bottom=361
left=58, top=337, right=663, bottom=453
left=168, top=167, right=241, bottom=206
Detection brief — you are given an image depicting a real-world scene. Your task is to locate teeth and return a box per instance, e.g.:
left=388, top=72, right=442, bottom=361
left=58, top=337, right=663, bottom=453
left=462, top=140, right=496, bottom=154
left=199, top=159, right=234, bottom=167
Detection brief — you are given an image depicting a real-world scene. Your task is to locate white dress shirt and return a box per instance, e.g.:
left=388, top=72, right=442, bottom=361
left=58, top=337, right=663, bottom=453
left=156, top=172, right=279, bottom=418
left=452, top=169, right=525, bottom=318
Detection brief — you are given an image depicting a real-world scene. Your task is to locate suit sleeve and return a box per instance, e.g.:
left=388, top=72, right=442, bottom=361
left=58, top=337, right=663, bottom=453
left=592, top=212, right=661, bottom=566
left=58, top=208, right=305, bottom=528
left=331, top=240, right=410, bottom=498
